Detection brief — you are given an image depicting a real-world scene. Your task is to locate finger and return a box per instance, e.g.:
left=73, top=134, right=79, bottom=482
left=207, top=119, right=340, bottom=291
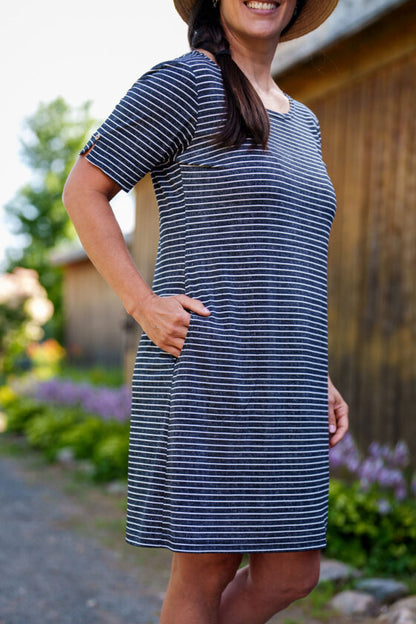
left=329, top=409, right=349, bottom=447
left=166, top=332, right=189, bottom=357
left=175, top=295, right=210, bottom=317
left=329, top=423, right=348, bottom=447
left=328, top=402, right=337, bottom=436
left=161, top=341, right=182, bottom=358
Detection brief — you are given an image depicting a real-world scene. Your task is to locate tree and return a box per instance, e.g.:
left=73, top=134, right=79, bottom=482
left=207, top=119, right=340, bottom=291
left=5, top=97, right=95, bottom=339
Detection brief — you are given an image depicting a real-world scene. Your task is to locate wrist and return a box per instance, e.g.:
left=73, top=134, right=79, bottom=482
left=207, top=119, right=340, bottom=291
left=124, top=288, right=156, bottom=322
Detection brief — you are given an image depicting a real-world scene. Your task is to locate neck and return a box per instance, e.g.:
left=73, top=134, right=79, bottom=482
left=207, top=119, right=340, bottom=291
left=222, top=26, right=280, bottom=92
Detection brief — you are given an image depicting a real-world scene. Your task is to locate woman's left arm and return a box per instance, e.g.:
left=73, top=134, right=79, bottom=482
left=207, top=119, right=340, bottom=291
left=328, top=374, right=349, bottom=447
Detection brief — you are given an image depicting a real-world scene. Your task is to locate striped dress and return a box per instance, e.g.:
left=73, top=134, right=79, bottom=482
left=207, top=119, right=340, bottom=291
left=81, top=49, right=337, bottom=553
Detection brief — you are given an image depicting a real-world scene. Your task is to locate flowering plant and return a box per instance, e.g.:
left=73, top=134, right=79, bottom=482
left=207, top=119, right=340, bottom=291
left=26, top=339, right=66, bottom=379
left=327, top=433, right=416, bottom=575
left=30, top=378, right=131, bottom=422
left=0, top=268, right=53, bottom=378
left=329, top=433, right=415, bottom=507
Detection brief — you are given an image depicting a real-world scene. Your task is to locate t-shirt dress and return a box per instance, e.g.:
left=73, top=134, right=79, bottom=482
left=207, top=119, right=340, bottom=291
left=81, top=49, right=337, bottom=553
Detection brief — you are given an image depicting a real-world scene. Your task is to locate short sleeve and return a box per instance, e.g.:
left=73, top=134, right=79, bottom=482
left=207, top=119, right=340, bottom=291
left=80, top=60, right=199, bottom=192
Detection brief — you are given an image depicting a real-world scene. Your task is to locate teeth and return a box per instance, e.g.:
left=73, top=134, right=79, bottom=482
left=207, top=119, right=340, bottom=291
left=246, top=1, right=278, bottom=9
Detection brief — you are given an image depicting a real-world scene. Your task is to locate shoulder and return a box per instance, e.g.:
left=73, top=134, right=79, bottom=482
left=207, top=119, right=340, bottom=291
left=135, top=50, right=221, bottom=95
left=117, top=52, right=208, bottom=121
left=136, top=50, right=216, bottom=87
left=292, top=99, right=321, bottom=135
left=291, top=98, right=320, bottom=126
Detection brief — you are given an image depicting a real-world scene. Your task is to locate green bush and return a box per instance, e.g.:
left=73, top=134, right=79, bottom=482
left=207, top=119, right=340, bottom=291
left=25, top=408, right=80, bottom=461
left=59, top=416, right=109, bottom=459
left=3, top=391, right=130, bottom=481
left=92, top=432, right=129, bottom=482
left=5, top=397, right=49, bottom=434
left=327, top=479, right=416, bottom=576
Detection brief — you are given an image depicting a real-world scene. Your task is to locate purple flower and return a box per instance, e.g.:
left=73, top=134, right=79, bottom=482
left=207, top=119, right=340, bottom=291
left=392, top=441, right=410, bottom=469
left=28, top=378, right=132, bottom=422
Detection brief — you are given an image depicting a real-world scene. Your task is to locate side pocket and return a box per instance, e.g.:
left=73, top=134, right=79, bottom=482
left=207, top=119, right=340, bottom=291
left=176, top=312, right=194, bottom=360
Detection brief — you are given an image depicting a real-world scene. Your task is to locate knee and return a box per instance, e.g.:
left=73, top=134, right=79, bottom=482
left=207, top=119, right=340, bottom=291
left=290, top=567, right=320, bottom=600
left=252, top=559, right=320, bottom=606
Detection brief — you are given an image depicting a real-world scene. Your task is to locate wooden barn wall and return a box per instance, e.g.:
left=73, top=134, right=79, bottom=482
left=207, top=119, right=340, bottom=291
left=278, top=2, right=416, bottom=456
left=63, top=260, right=127, bottom=366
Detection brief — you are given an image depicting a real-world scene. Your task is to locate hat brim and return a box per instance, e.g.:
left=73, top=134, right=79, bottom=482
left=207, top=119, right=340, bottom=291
left=173, top=0, right=339, bottom=42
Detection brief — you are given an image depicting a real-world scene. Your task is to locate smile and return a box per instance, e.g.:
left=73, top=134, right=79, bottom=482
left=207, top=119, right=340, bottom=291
left=244, top=1, right=280, bottom=10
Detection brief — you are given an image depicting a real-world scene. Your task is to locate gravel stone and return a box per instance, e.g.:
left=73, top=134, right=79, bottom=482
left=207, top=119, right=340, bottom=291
left=355, top=579, right=409, bottom=604
left=56, top=447, right=76, bottom=466
left=378, top=597, right=416, bottom=624
left=329, top=590, right=381, bottom=616
left=319, top=558, right=360, bottom=584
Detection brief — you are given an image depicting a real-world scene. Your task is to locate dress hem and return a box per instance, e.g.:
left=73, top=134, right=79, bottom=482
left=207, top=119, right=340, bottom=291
left=125, top=535, right=327, bottom=554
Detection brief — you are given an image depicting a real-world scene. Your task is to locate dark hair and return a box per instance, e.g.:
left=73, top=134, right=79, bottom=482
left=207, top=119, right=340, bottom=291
left=188, top=0, right=306, bottom=149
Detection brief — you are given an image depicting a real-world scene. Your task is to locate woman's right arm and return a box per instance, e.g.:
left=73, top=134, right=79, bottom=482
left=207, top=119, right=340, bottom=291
left=62, top=155, right=210, bottom=358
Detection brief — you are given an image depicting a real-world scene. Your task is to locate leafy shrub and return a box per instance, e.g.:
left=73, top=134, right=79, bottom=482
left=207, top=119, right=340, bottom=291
left=92, top=432, right=129, bottom=482
left=0, top=385, right=18, bottom=409
left=5, top=397, right=49, bottom=434
left=327, top=478, right=416, bottom=576
left=3, top=388, right=131, bottom=481
left=59, top=417, right=109, bottom=460
left=25, top=408, right=80, bottom=460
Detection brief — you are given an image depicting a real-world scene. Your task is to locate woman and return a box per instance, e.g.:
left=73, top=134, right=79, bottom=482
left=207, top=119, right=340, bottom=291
left=63, top=0, right=349, bottom=622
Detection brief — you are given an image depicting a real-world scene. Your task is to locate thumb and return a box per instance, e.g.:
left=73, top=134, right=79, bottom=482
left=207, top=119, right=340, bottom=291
left=175, top=294, right=211, bottom=317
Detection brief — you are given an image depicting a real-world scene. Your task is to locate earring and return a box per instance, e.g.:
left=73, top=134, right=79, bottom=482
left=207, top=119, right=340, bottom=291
left=292, top=2, right=299, bottom=17
left=213, top=0, right=219, bottom=7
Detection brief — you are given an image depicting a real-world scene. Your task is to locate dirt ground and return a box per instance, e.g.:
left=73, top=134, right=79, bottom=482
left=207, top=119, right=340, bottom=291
left=0, top=435, right=381, bottom=624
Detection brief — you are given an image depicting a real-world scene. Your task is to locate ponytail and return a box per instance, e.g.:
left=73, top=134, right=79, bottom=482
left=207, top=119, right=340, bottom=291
left=188, top=0, right=306, bottom=150
left=189, top=0, right=269, bottom=149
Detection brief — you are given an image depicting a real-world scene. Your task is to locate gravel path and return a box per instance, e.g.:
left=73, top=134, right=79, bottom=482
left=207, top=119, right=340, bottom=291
left=0, top=437, right=380, bottom=624
left=0, top=443, right=165, bottom=624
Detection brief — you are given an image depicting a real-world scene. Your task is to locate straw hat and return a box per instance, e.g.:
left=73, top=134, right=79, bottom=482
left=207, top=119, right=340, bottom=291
left=173, top=0, right=339, bottom=42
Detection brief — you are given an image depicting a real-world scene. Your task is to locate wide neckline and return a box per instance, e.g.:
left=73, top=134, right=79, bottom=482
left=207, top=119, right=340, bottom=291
left=190, top=48, right=294, bottom=120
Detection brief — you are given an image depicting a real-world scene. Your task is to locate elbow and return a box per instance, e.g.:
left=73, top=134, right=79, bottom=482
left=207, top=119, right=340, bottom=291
left=62, top=173, right=81, bottom=215
left=62, top=175, right=73, bottom=210
left=61, top=180, right=69, bottom=208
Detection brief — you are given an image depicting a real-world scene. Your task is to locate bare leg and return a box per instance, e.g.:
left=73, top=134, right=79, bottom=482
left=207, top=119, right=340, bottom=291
left=160, top=552, right=243, bottom=624
left=218, top=550, right=321, bottom=624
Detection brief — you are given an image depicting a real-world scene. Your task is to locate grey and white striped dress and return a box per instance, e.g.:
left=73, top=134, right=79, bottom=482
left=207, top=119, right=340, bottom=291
left=81, top=49, right=337, bottom=553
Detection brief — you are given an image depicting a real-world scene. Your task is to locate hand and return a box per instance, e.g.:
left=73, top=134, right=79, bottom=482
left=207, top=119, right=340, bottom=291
left=328, top=375, right=349, bottom=448
left=136, top=293, right=210, bottom=358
